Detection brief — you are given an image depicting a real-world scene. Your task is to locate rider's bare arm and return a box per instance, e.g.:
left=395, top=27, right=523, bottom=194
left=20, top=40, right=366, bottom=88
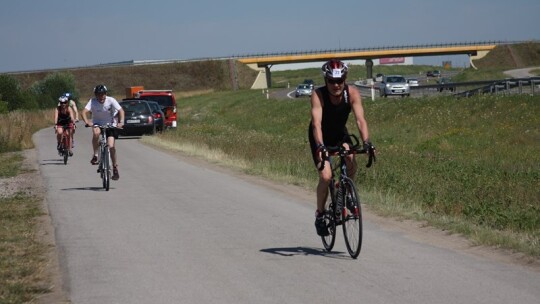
left=81, top=108, right=91, bottom=126
left=117, top=108, right=125, bottom=128
left=310, top=90, right=325, bottom=146
left=70, top=100, right=79, bottom=121
left=53, top=108, right=59, bottom=126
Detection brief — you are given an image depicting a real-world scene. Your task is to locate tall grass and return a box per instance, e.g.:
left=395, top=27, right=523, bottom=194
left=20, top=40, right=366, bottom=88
left=368, top=95, right=539, bottom=232
left=151, top=90, right=540, bottom=256
left=0, top=110, right=52, bottom=302
left=0, top=110, right=52, bottom=153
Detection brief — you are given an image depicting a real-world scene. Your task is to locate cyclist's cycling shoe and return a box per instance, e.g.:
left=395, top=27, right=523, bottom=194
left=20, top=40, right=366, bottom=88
left=112, top=166, right=119, bottom=180
left=68, top=151, right=73, bottom=157
left=57, top=142, right=61, bottom=151
left=90, top=155, right=98, bottom=165
left=315, top=215, right=329, bottom=236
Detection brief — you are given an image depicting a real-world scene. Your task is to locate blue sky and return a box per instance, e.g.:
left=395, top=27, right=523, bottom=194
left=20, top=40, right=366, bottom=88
left=1, top=0, right=539, bottom=72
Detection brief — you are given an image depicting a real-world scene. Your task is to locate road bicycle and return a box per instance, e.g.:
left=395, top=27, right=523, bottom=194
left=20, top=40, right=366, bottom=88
left=87, top=124, right=116, bottom=191
left=56, top=124, right=72, bottom=165
left=319, top=134, right=375, bottom=259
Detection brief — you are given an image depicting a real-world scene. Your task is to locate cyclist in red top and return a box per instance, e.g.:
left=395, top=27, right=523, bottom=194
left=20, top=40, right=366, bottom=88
left=54, top=96, right=75, bottom=156
left=60, top=92, right=79, bottom=147
left=308, top=59, right=376, bottom=236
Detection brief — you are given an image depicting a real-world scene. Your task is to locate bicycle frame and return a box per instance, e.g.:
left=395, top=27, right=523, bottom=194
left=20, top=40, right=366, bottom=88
left=328, top=147, right=356, bottom=220
left=58, top=125, right=71, bottom=165
left=95, top=125, right=114, bottom=191
left=320, top=134, right=375, bottom=259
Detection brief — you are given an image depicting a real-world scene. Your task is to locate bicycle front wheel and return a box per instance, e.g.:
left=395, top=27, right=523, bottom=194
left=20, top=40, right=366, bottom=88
left=341, top=178, right=363, bottom=259
left=62, top=134, right=70, bottom=165
left=321, top=187, right=337, bottom=252
left=102, top=146, right=110, bottom=191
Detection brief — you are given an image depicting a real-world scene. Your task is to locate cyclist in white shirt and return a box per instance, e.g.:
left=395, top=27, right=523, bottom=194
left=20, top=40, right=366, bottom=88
left=82, top=84, right=125, bottom=180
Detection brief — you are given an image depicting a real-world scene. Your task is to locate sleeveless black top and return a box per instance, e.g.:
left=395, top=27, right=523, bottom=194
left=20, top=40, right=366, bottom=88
left=310, top=85, right=351, bottom=146
left=57, top=106, right=72, bottom=125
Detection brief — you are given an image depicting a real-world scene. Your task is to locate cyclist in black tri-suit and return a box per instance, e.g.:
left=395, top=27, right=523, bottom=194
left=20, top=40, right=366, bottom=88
left=54, top=96, right=75, bottom=156
left=308, top=59, right=376, bottom=236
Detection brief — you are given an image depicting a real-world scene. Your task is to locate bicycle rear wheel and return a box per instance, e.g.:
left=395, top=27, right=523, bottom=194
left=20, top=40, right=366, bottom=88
left=321, top=187, right=337, bottom=252
left=102, top=146, right=110, bottom=191
left=341, top=178, right=363, bottom=259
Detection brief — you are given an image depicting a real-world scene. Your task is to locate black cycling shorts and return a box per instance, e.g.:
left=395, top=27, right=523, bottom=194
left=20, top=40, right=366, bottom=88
left=307, top=124, right=352, bottom=166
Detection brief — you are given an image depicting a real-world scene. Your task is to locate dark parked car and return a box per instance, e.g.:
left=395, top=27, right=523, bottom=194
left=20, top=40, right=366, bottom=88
left=119, top=99, right=157, bottom=136
left=146, top=100, right=165, bottom=132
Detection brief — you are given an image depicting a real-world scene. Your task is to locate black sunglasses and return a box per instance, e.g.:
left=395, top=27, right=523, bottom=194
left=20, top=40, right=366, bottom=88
left=327, top=77, right=345, bottom=84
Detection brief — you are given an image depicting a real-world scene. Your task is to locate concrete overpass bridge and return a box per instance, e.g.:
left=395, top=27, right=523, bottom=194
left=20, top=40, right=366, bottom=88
left=236, top=41, right=501, bottom=89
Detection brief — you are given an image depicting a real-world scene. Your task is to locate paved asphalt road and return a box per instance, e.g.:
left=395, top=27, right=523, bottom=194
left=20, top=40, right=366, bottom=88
left=35, top=126, right=539, bottom=304
left=504, top=66, right=540, bottom=78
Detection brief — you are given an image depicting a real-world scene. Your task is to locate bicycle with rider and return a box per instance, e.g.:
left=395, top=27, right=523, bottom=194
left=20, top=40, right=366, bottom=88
left=54, top=96, right=75, bottom=156
left=308, top=59, right=376, bottom=236
left=60, top=92, right=79, bottom=146
left=82, top=84, right=125, bottom=181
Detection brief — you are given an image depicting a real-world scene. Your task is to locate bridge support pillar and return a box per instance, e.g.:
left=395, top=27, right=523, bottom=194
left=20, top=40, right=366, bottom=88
left=365, top=59, right=373, bottom=80
left=265, top=65, right=272, bottom=88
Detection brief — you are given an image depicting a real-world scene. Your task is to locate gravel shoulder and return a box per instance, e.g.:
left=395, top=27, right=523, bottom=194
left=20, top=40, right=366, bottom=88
left=0, top=149, right=69, bottom=303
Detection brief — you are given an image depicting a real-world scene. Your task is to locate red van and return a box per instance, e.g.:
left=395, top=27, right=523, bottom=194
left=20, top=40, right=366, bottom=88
left=135, top=90, right=177, bottom=128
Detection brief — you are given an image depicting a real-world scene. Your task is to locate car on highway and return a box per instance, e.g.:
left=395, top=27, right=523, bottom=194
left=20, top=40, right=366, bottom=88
left=379, top=75, right=410, bottom=97
left=437, top=77, right=456, bottom=92
left=407, top=78, right=419, bottom=87
left=119, top=99, right=158, bottom=136
left=302, top=79, right=315, bottom=89
left=295, top=84, right=313, bottom=98
left=427, top=70, right=441, bottom=77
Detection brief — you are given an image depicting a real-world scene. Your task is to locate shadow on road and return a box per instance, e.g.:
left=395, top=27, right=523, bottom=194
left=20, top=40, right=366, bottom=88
left=260, top=246, right=349, bottom=259
left=41, top=159, right=68, bottom=165
left=61, top=187, right=112, bottom=192
left=117, top=136, right=141, bottom=140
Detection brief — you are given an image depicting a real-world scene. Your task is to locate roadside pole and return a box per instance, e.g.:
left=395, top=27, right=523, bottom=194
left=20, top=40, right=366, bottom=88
left=367, top=79, right=376, bottom=101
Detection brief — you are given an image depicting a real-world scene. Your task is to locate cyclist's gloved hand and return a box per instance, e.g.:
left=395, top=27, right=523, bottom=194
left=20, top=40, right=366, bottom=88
left=363, top=140, right=377, bottom=167
left=316, top=144, right=328, bottom=158
left=315, top=144, right=328, bottom=171
left=363, top=140, right=376, bottom=154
